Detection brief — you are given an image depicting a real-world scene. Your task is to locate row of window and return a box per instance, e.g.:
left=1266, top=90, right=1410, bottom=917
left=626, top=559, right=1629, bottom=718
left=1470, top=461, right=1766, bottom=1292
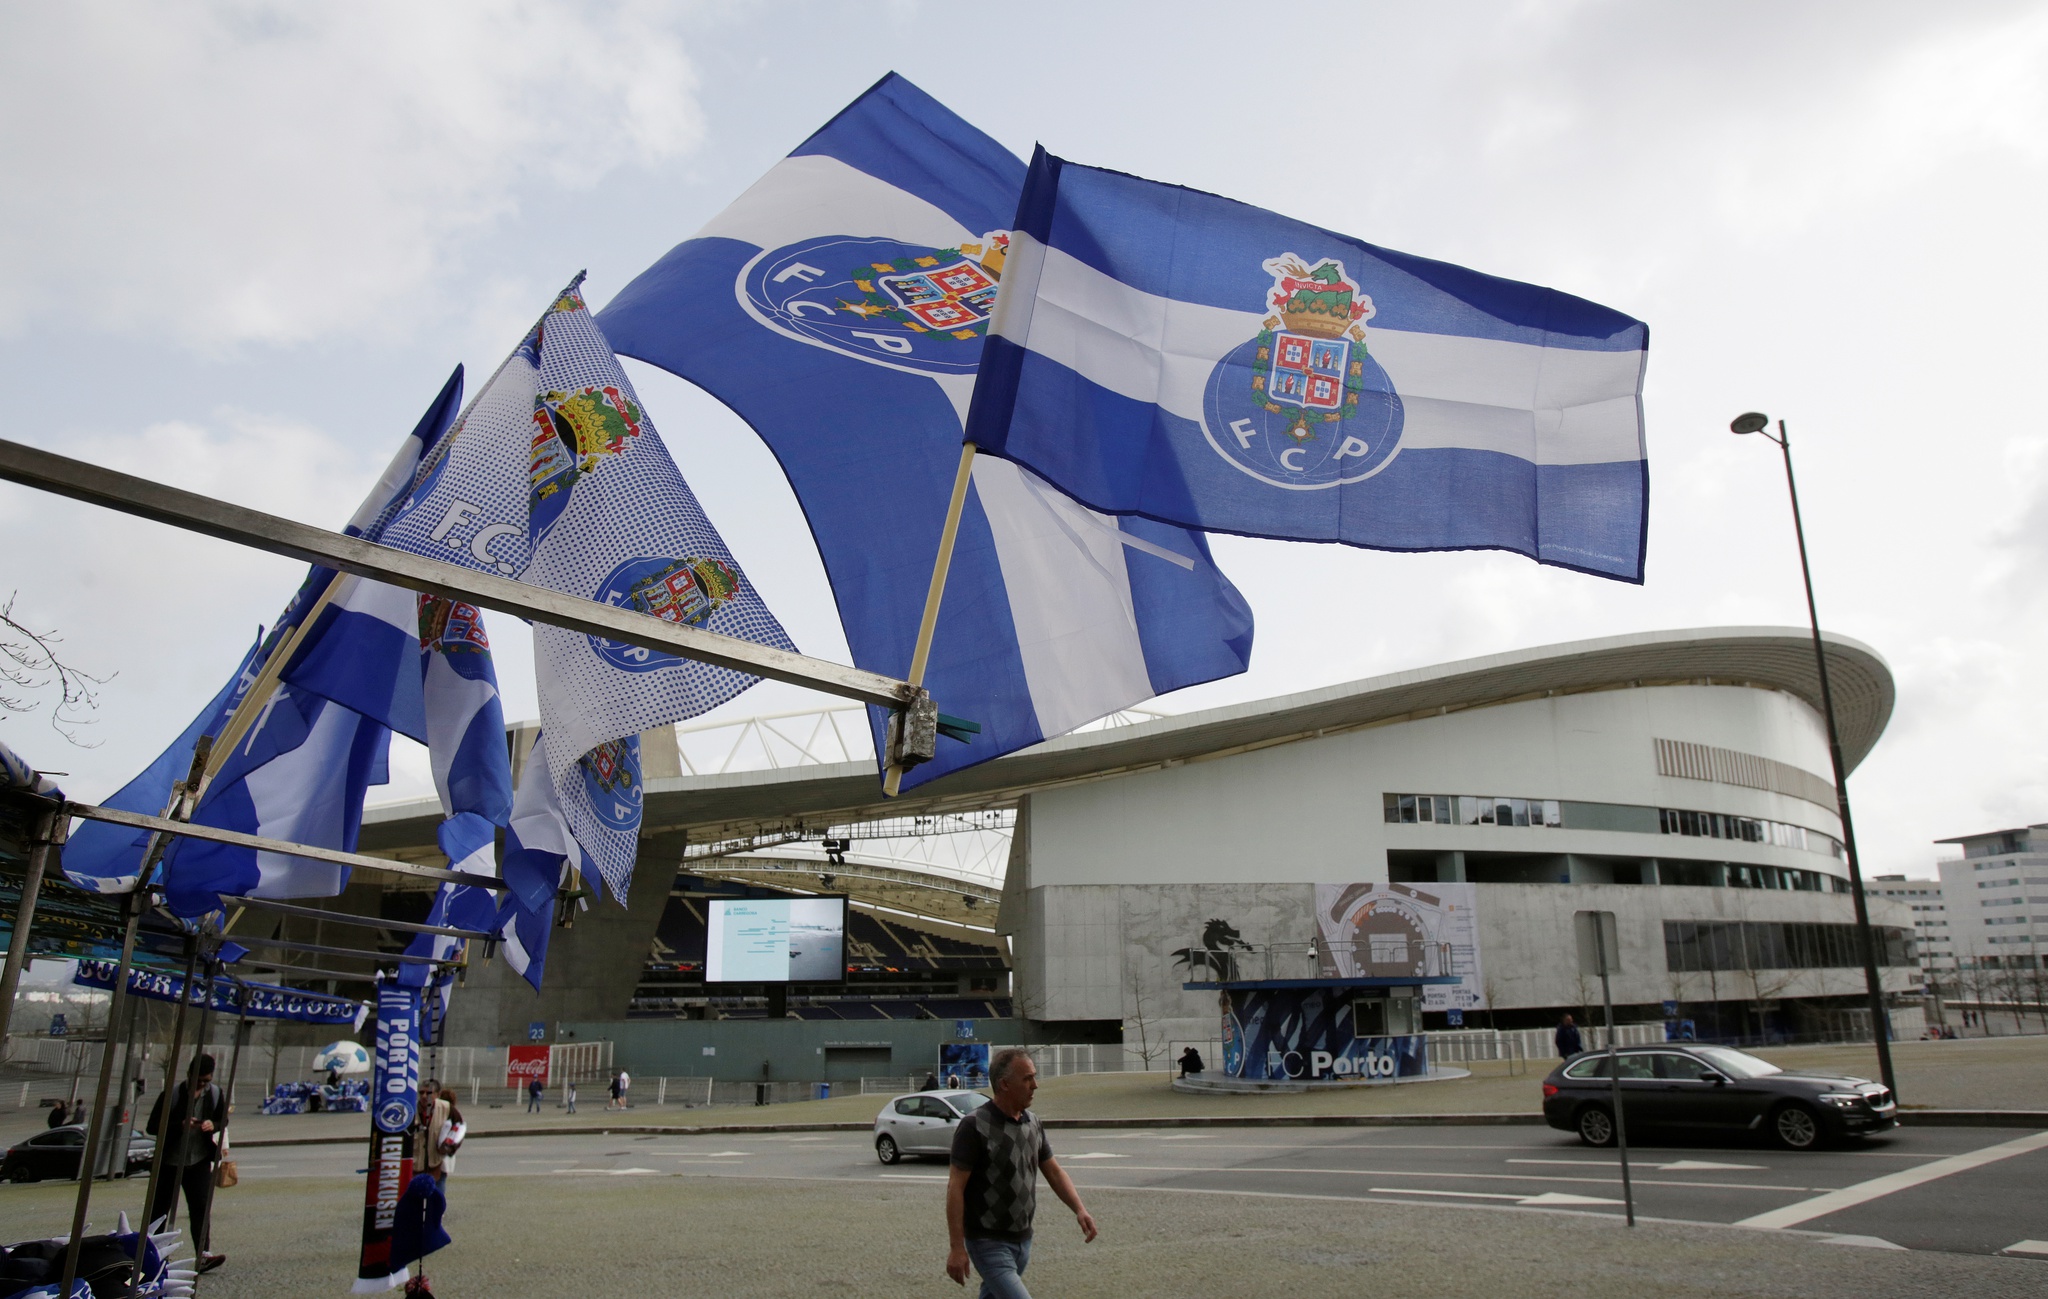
left=1985, top=897, right=2026, bottom=907
left=1384, top=793, right=1563, bottom=828
left=1662, top=920, right=1914, bottom=972
left=1658, top=808, right=1843, bottom=858
left=1985, top=916, right=2038, bottom=926
left=1979, top=878, right=2022, bottom=889
left=1988, top=935, right=2046, bottom=945
left=1382, top=793, right=1843, bottom=860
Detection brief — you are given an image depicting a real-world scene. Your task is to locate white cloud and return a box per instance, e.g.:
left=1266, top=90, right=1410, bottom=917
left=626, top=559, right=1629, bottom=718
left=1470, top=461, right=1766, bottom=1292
left=0, top=0, right=703, bottom=350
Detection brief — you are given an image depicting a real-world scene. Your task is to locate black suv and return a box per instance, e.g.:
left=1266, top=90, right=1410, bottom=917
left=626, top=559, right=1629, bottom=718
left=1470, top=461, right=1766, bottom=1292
left=1541, top=1044, right=1896, bottom=1150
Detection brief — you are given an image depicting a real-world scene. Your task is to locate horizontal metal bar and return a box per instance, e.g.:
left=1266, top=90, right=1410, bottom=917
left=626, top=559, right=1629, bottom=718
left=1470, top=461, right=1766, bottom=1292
left=227, top=959, right=377, bottom=983
left=65, top=802, right=505, bottom=891
left=1, top=438, right=918, bottom=710
left=229, top=895, right=493, bottom=941
left=231, top=933, right=453, bottom=966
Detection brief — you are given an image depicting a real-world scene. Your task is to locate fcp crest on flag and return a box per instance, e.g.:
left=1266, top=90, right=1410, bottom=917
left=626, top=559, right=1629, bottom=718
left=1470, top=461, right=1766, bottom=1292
left=1205, top=254, right=1403, bottom=489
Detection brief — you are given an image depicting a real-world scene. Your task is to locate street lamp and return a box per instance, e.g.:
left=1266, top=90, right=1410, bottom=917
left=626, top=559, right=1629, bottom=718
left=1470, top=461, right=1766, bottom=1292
left=1730, top=412, right=1898, bottom=1100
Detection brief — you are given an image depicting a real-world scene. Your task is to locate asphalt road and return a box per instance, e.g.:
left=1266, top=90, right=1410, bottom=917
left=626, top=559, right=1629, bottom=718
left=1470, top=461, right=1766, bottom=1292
left=213, top=1120, right=2048, bottom=1262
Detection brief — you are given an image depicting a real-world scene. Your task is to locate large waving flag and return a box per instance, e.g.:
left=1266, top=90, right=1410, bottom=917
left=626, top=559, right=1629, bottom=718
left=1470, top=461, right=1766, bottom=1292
left=966, top=150, right=1651, bottom=584
left=365, top=284, right=791, bottom=906
left=598, top=74, right=1254, bottom=794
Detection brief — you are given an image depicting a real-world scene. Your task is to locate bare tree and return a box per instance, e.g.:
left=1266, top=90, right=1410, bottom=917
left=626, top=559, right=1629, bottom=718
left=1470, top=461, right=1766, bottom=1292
left=1122, top=956, right=1169, bottom=1072
left=1, top=592, right=112, bottom=745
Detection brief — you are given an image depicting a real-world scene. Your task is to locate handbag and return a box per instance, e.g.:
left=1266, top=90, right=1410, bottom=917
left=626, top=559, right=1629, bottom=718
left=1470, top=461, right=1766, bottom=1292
left=214, top=1126, right=236, bottom=1187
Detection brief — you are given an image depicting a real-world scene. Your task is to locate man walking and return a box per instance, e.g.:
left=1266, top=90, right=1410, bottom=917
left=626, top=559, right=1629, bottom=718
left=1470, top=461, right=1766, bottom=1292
left=147, top=1054, right=228, bottom=1273
left=526, top=1075, right=545, bottom=1114
left=946, top=1047, right=1096, bottom=1297
left=1555, top=1013, right=1585, bottom=1059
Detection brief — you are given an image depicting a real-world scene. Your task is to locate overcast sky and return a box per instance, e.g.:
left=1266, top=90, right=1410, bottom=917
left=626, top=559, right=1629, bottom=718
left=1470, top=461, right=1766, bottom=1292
left=3, top=1, right=2044, bottom=880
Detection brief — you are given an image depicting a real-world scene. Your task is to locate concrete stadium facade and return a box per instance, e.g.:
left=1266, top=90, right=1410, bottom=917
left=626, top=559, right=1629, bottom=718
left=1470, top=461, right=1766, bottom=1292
left=1004, top=630, right=1918, bottom=1060
left=352, top=626, right=1918, bottom=1070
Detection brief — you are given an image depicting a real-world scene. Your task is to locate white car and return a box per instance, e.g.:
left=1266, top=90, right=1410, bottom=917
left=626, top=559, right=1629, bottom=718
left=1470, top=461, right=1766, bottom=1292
left=873, top=1090, right=989, bottom=1164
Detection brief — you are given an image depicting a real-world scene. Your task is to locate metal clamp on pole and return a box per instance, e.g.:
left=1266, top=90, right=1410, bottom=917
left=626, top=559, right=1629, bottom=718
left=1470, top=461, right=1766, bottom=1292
left=884, top=690, right=941, bottom=777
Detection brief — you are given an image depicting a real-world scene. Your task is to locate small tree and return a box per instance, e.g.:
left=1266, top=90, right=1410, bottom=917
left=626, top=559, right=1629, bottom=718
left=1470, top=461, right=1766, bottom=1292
left=1122, top=955, right=1170, bottom=1072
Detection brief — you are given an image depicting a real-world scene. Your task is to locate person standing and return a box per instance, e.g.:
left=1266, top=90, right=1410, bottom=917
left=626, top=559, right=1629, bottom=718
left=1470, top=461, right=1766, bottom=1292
left=606, top=1072, right=622, bottom=1111
left=566, top=1079, right=578, bottom=1114
left=417, top=1083, right=463, bottom=1185
left=945, top=1048, right=1096, bottom=1297
left=616, top=1070, right=630, bottom=1110
left=526, top=1075, right=545, bottom=1114
left=147, top=1053, right=228, bottom=1273
left=1555, top=1013, right=1584, bottom=1059
left=47, top=1099, right=69, bottom=1128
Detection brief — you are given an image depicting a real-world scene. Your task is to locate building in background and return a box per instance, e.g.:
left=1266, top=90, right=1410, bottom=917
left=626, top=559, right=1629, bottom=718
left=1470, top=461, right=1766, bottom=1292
left=1870, top=874, right=1955, bottom=985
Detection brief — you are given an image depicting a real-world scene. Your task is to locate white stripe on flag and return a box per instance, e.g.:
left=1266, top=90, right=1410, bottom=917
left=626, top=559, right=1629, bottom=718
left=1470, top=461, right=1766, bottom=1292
left=972, top=456, right=1154, bottom=738
left=698, top=153, right=972, bottom=254
left=993, top=231, right=1646, bottom=467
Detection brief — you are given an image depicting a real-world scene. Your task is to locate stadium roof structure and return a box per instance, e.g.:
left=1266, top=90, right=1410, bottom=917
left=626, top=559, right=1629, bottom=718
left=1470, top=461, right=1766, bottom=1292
left=360, top=626, right=1890, bottom=868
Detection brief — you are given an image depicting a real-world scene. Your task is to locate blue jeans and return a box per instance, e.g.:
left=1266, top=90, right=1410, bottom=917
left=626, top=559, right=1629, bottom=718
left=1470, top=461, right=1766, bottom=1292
left=965, top=1237, right=1032, bottom=1299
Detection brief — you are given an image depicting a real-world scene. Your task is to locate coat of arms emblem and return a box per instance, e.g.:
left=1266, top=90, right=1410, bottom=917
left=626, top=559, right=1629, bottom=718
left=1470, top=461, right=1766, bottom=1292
left=529, top=382, right=647, bottom=539
left=416, top=594, right=490, bottom=654
left=742, top=232, right=1010, bottom=377
left=588, top=554, right=746, bottom=673
left=1201, top=253, right=1404, bottom=489
left=578, top=734, right=644, bottom=832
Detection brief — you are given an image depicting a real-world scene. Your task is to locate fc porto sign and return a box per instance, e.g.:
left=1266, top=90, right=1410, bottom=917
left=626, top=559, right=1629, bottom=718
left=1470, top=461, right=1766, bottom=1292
left=740, top=233, right=1010, bottom=377
left=1202, top=254, right=1404, bottom=488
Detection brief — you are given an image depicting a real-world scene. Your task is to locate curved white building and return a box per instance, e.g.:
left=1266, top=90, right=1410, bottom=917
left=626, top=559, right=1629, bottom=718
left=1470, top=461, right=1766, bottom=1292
left=996, top=626, right=1916, bottom=1053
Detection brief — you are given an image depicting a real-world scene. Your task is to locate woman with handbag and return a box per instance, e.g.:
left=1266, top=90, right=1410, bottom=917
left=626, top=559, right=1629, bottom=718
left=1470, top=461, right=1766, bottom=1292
left=416, top=1083, right=465, bottom=1184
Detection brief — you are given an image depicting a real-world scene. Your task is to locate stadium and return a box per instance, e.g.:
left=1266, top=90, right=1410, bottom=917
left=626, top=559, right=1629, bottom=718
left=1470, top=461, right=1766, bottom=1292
left=317, top=625, right=1922, bottom=1081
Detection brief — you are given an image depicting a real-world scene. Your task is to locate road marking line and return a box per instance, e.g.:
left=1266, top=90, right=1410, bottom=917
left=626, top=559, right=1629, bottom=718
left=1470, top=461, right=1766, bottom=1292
left=1087, top=1164, right=1827, bottom=1193
left=1736, top=1129, right=2048, bottom=1229
left=1061, top=1152, right=1129, bottom=1160
left=1369, top=1187, right=1523, bottom=1201
left=1509, top=1158, right=1764, bottom=1172
left=1368, top=1187, right=1622, bottom=1207
left=2002, top=1240, right=2048, bottom=1257
left=877, top=1173, right=946, bottom=1181
left=1817, top=1234, right=1904, bottom=1250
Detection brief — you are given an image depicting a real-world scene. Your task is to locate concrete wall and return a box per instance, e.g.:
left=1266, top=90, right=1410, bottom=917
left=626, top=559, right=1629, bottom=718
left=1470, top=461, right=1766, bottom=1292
left=558, top=1016, right=1097, bottom=1082
left=1026, top=685, right=1843, bottom=890
left=442, top=865, right=671, bottom=1048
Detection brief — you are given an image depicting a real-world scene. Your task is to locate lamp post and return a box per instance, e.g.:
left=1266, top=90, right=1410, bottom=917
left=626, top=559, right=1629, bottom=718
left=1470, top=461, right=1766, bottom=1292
left=1730, top=412, right=1898, bottom=1100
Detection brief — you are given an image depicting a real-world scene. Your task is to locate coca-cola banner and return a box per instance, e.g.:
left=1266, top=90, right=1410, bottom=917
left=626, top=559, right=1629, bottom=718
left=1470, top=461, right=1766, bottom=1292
left=505, top=1044, right=549, bottom=1089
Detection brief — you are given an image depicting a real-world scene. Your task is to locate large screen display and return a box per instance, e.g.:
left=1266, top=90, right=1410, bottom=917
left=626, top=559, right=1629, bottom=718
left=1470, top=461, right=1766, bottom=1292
left=704, top=897, right=847, bottom=984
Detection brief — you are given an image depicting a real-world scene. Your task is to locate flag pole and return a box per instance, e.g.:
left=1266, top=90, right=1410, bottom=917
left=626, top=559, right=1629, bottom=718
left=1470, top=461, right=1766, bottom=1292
left=57, top=738, right=210, bottom=1298
left=200, top=578, right=351, bottom=790
left=883, top=442, right=977, bottom=797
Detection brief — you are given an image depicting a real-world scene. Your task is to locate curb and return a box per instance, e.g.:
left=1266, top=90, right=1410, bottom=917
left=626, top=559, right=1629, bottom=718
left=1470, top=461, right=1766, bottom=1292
left=224, top=1107, right=2048, bottom=1149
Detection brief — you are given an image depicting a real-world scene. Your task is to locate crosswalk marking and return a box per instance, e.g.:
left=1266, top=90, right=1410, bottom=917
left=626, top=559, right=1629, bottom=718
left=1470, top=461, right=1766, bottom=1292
left=1736, top=1130, right=2048, bottom=1230
left=2001, top=1240, right=2048, bottom=1257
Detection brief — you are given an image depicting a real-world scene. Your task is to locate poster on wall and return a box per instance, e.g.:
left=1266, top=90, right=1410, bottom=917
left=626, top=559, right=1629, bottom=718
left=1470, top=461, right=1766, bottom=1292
left=1314, top=882, right=1486, bottom=1013
left=937, top=1042, right=990, bottom=1088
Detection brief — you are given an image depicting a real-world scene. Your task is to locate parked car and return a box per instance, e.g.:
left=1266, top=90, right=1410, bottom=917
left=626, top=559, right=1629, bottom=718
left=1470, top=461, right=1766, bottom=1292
left=873, top=1090, right=990, bottom=1164
left=1541, top=1044, right=1896, bottom=1150
left=2, top=1125, right=156, bottom=1183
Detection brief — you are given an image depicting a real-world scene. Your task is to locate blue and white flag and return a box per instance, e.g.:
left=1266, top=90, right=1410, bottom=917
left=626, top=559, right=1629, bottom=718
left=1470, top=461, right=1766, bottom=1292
left=966, top=150, right=1651, bottom=584
left=598, top=74, right=1255, bottom=792
left=66, top=373, right=474, bottom=905
left=60, top=633, right=263, bottom=894
left=366, top=284, right=790, bottom=904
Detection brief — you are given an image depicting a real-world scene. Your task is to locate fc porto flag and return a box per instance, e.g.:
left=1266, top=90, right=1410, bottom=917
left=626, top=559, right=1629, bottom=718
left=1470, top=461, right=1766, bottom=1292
left=598, top=73, right=1255, bottom=792
left=966, top=150, right=1651, bottom=583
left=365, top=284, right=791, bottom=905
